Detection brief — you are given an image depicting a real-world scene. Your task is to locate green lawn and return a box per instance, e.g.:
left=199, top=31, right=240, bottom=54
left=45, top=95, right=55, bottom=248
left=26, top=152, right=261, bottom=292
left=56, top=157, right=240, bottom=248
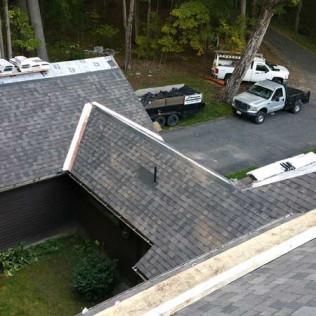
left=0, top=236, right=99, bottom=316
left=126, top=57, right=231, bottom=127
left=225, top=166, right=257, bottom=180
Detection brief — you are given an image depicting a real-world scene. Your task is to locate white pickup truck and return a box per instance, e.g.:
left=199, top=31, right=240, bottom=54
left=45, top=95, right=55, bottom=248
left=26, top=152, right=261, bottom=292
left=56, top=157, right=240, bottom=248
left=9, top=56, right=50, bottom=73
left=212, top=51, right=289, bottom=84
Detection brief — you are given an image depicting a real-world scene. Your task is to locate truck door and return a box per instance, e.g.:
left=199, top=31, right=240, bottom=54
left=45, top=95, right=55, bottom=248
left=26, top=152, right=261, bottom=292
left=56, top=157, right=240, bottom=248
left=253, top=63, right=269, bottom=82
left=243, top=62, right=253, bottom=81
left=270, top=88, right=285, bottom=112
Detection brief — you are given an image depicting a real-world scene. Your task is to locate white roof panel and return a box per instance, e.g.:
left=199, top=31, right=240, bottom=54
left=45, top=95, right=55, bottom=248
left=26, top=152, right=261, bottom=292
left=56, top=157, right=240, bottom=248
left=0, top=56, right=118, bottom=84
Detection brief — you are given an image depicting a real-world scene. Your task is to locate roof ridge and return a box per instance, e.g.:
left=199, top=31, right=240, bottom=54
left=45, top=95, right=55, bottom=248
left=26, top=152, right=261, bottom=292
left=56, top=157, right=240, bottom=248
left=91, top=102, right=232, bottom=186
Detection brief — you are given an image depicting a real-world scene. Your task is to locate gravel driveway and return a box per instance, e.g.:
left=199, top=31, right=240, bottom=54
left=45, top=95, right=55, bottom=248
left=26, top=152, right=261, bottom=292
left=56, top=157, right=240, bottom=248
left=163, top=28, right=316, bottom=174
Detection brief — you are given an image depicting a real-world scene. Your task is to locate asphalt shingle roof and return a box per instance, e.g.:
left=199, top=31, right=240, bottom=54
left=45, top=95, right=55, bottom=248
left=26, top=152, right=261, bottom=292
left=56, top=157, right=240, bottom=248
left=0, top=60, right=153, bottom=191
left=176, top=238, right=316, bottom=316
left=70, top=105, right=316, bottom=278
left=2, top=57, right=316, bottom=281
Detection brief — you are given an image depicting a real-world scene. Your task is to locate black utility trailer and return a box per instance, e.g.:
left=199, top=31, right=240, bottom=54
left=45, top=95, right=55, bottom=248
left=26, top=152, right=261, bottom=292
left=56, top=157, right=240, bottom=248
left=136, top=84, right=205, bottom=127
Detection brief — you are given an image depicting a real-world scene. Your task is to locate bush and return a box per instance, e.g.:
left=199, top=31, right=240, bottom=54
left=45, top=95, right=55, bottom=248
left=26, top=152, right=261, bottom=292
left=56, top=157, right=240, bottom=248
left=0, top=237, right=69, bottom=276
left=72, top=252, right=117, bottom=301
left=0, top=244, right=33, bottom=276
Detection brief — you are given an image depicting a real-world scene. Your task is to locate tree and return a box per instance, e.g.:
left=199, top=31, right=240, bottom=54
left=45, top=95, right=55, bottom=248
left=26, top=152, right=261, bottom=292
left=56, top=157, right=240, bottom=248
left=9, top=7, right=40, bottom=55
left=27, top=0, right=48, bottom=60
left=147, top=0, right=151, bottom=39
left=3, top=0, right=12, bottom=58
left=17, top=0, right=28, bottom=13
left=251, top=0, right=258, bottom=17
left=223, top=0, right=299, bottom=104
left=0, top=11, right=5, bottom=58
left=240, top=0, right=247, bottom=37
left=124, top=0, right=135, bottom=71
left=295, top=0, right=303, bottom=33
left=159, top=1, right=210, bottom=56
left=122, top=0, right=127, bottom=30
left=134, top=0, right=139, bottom=39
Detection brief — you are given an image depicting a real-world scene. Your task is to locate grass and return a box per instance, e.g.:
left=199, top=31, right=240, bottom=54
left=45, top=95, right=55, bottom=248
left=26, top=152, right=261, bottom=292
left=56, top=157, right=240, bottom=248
left=124, top=56, right=231, bottom=127
left=0, top=236, right=111, bottom=316
left=225, top=166, right=257, bottom=180
left=304, top=147, right=316, bottom=154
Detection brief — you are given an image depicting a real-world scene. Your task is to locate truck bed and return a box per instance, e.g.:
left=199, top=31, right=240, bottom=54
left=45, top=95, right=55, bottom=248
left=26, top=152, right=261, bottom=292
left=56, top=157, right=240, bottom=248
left=285, top=86, right=310, bottom=106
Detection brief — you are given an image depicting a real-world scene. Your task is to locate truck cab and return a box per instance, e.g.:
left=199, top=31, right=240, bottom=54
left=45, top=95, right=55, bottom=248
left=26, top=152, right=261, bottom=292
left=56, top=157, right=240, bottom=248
left=232, top=80, right=310, bottom=124
left=0, top=59, right=14, bottom=76
left=10, top=56, right=50, bottom=73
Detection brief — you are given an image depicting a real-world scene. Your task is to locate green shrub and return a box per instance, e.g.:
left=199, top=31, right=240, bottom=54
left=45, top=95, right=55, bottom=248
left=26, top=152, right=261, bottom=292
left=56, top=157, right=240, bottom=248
left=0, top=244, right=33, bottom=276
left=72, top=252, right=117, bottom=301
left=0, top=236, right=71, bottom=276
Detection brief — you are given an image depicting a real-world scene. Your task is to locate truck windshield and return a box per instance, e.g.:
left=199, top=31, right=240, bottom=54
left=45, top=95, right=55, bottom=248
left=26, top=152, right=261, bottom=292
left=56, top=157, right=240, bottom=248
left=248, top=85, right=273, bottom=99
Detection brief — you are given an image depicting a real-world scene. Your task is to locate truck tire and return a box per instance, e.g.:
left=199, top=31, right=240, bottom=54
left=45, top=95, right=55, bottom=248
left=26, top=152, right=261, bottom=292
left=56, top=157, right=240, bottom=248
left=155, top=116, right=166, bottom=127
left=167, top=114, right=179, bottom=127
left=290, top=100, right=302, bottom=114
left=272, top=77, right=283, bottom=84
left=254, top=111, right=266, bottom=124
left=224, top=74, right=232, bottom=85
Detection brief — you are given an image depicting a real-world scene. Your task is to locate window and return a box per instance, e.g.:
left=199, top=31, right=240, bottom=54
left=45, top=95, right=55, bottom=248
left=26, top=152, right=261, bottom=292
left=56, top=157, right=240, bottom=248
left=272, top=88, right=283, bottom=101
left=256, top=64, right=268, bottom=72
left=248, top=85, right=273, bottom=99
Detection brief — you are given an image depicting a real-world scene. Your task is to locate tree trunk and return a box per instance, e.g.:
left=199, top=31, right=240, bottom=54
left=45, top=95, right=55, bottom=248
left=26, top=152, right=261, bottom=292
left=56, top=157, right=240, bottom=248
left=3, top=0, right=12, bottom=58
left=223, top=3, right=275, bottom=103
left=241, top=0, right=247, bottom=16
left=17, top=0, right=28, bottom=12
left=27, top=0, right=48, bottom=60
left=124, top=0, right=135, bottom=71
left=0, top=13, right=5, bottom=58
left=295, top=0, right=303, bottom=33
left=240, top=0, right=247, bottom=38
left=251, top=0, right=257, bottom=17
left=147, top=0, right=151, bottom=38
left=134, top=0, right=139, bottom=39
left=122, top=0, right=127, bottom=30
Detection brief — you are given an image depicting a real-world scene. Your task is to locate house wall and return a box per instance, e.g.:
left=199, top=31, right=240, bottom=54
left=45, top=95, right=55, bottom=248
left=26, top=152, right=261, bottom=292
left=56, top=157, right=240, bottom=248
left=0, top=175, right=149, bottom=282
left=74, top=184, right=150, bottom=281
left=0, top=176, right=75, bottom=250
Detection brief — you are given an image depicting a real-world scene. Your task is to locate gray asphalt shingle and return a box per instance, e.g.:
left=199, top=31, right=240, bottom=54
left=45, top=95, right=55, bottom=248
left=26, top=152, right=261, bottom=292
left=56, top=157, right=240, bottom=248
left=71, top=106, right=316, bottom=278
left=0, top=65, right=152, bottom=191
left=176, top=238, right=316, bottom=316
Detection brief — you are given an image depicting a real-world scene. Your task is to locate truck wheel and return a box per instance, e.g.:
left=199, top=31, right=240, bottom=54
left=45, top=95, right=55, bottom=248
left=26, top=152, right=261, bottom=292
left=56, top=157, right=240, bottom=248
left=290, top=100, right=302, bottom=114
left=167, top=114, right=179, bottom=127
left=155, top=116, right=166, bottom=127
left=224, top=74, right=232, bottom=85
left=254, top=111, right=266, bottom=124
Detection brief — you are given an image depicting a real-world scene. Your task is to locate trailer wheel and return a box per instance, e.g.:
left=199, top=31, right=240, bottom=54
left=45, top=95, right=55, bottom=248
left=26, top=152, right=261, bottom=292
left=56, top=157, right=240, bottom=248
left=155, top=116, right=166, bottom=127
left=290, top=100, right=302, bottom=114
left=167, top=114, right=179, bottom=127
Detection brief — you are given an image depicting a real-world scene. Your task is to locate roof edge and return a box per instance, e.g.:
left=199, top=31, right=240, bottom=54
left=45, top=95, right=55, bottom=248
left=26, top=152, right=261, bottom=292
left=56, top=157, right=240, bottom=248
left=91, top=102, right=231, bottom=186
left=83, top=208, right=316, bottom=316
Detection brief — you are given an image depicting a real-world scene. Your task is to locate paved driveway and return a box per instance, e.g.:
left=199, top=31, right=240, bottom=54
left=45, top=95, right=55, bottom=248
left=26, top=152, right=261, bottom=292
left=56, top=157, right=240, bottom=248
left=163, top=29, right=316, bottom=174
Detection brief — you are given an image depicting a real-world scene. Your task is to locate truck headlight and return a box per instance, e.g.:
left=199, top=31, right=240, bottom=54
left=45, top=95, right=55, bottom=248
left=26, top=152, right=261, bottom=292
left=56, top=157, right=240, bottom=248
left=232, top=100, right=236, bottom=106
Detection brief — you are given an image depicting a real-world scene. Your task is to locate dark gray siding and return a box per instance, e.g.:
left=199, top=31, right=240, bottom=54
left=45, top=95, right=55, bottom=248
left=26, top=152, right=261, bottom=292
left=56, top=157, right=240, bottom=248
left=0, top=176, right=75, bottom=250
left=0, top=175, right=149, bottom=282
